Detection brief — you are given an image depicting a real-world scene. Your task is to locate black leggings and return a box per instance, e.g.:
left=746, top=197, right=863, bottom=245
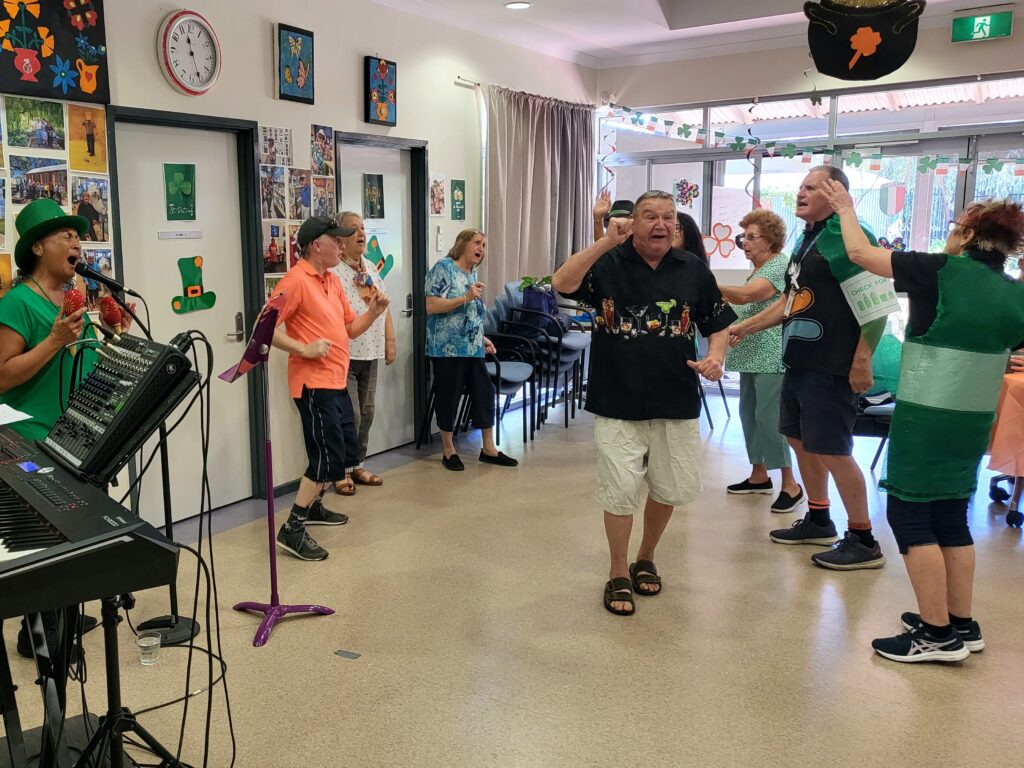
left=431, top=357, right=495, bottom=432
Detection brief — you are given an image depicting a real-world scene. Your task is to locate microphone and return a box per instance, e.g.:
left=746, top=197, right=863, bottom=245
left=62, top=289, right=85, bottom=317
left=74, top=261, right=141, bottom=298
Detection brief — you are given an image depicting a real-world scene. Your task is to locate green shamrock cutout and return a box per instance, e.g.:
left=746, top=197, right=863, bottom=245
left=845, top=151, right=863, bottom=168
left=917, top=157, right=939, bottom=174
left=678, top=124, right=693, bottom=138
left=981, top=158, right=1005, bottom=175
left=729, top=137, right=747, bottom=152
left=167, top=172, right=193, bottom=200
left=779, top=144, right=798, bottom=159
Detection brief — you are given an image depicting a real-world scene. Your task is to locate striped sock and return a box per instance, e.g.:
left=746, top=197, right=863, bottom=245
left=808, top=499, right=831, bottom=527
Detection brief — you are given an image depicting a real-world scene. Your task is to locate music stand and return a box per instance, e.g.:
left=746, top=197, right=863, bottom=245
left=223, top=295, right=334, bottom=647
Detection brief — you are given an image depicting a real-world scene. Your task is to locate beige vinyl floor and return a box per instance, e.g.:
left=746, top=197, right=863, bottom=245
left=5, top=397, right=1024, bottom=768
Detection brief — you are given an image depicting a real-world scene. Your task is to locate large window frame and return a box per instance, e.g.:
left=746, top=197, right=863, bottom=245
left=599, top=71, right=1024, bottom=239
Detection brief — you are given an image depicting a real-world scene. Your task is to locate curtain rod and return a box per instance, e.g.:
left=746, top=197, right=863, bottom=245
left=455, top=75, right=481, bottom=89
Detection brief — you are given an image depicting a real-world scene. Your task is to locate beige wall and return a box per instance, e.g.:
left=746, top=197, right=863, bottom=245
left=598, top=26, right=1024, bottom=109
left=103, top=0, right=597, bottom=485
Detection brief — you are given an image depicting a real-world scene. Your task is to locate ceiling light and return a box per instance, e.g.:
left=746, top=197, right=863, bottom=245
left=505, top=2, right=531, bottom=9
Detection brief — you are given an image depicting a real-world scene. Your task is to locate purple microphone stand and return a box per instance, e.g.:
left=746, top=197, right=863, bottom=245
left=221, top=294, right=334, bottom=646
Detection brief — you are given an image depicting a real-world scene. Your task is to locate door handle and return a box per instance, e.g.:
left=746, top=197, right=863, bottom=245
left=226, top=311, right=244, bottom=341
left=402, top=293, right=413, bottom=317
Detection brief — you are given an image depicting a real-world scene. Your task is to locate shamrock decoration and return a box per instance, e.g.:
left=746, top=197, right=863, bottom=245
left=845, top=151, right=863, bottom=168
left=981, top=158, right=1005, bottom=175
left=729, top=137, right=747, bottom=153
left=917, top=156, right=939, bottom=174
left=848, top=26, right=882, bottom=70
left=167, top=171, right=193, bottom=200
left=779, top=144, right=798, bottom=159
left=677, top=124, right=693, bottom=139
left=810, top=92, right=823, bottom=108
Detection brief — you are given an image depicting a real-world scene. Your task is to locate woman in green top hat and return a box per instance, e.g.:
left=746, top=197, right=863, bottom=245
left=0, top=197, right=96, bottom=442
left=822, top=180, right=1024, bottom=665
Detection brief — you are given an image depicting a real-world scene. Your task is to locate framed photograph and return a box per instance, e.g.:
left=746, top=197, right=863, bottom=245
left=260, top=165, right=286, bottom=219
left=68, top=104, right=107, bottom=172
left=364, top=56, right=396, bottom=127
left=277, top=23, right=314, bottom=105
left=262, top=220, right=288, bottom=274
left=0, top=253, right=12, bottom=298
left=312, top=176, right=335, bottom=218
left=363, top=173, right=384, bottom=219
left=10, top=156, right=67, bottom=206
left=288, top=168, right=310, bottom=220
left=310, top=124, right=334, bottom=176
left=5, top=96, right=66, bottom=150
left=429, top=173, right=445, bottom=217
left=70, top=174, right=111, bottom=242
left=259, top=125, right=293, bottom=166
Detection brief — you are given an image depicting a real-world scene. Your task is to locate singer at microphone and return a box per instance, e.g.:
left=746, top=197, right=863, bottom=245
left=0, top=199, right=99, bottom=443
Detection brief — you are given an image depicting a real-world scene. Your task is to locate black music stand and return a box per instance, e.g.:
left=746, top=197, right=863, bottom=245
left=74, top=595, right=183, bottom=768
left=106, top=293, right=199, bottom=647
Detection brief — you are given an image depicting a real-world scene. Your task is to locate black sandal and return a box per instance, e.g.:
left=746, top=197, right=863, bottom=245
left=604, top=577, right=635, bottom=616
left=629, top=560, right=662, bottom=596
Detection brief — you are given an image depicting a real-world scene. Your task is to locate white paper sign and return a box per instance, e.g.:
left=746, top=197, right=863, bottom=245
left=840, top=272, right=900, bottom=324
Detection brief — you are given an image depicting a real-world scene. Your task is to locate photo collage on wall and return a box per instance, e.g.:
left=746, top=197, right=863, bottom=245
left=0, top=95, right=113, bottom=309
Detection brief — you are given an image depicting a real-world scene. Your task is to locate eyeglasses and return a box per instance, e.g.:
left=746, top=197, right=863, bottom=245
left=49, top=231, right=81, bottom=243
left=734, top=233, right=763, bottom=247
left=948, top=220, right=963, bottom=233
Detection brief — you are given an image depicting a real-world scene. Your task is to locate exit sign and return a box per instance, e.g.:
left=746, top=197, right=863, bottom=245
left=951, top=10, right=1013, bottom=43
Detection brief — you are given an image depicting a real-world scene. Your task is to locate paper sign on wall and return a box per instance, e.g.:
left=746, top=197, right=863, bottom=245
left=451, top=179, right=465, bottom=221
left=164, top=163, right=196, bottom=221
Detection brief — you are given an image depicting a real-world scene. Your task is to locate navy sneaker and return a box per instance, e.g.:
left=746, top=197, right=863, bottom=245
left=276, top=526, right=329, bottom=561
left=727, top=478, right=774, bottom=495
left=901, top=612, right=985, bottom=652
left=770, top=486, right=805, bottom=513
left=811, top=531, right=885, bottom=570
left=770, top=517, right=839, bottom=546
left=306, top=501, right=349, bottom=526
left=872, top=626, right=970, bottom=663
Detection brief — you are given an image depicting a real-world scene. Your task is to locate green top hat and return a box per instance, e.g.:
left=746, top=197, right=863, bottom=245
left=14, top=198, right=89, bottom=273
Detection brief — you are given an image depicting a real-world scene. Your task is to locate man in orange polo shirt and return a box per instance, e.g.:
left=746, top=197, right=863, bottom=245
left=271, top=214, right=391, bottom=560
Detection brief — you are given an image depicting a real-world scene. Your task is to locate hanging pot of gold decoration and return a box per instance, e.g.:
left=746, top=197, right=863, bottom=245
left=805, top=0, right=926, bottom=81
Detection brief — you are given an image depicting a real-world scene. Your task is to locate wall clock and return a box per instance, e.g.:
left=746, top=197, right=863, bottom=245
left=157, top=10, right=222, bottom=96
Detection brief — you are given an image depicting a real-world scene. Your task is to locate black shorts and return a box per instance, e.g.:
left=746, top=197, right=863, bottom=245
left=778, top=368, right=858, bottom=456
left=293, top=387, right=359, bottom=483
left=886, top=495, right=973, bottom=555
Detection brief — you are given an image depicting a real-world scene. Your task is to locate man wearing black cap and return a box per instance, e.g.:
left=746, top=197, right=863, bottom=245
left=593, top=189, right=634, bottom=242
left=269, top=214, right=391, bottom=561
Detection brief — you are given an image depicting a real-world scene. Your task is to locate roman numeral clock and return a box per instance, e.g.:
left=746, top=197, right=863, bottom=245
left=157, top=9, right=222, bottom=96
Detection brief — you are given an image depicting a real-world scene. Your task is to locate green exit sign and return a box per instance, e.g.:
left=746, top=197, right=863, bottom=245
left=952, top=10, right=1013, bottom=43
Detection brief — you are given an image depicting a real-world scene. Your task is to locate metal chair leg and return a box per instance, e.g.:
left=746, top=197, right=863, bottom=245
left=699, top=381, right=714, bottom=430
left=718, top=379, right=730, bottom=417
left=871, top=435, right=887, bottom=471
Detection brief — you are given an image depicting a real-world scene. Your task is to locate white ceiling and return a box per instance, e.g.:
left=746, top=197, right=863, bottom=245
left=371, top=0, right=983, bottom=69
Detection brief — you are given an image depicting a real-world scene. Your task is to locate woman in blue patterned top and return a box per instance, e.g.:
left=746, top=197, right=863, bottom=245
left=425, top=229, right=518, bottom=471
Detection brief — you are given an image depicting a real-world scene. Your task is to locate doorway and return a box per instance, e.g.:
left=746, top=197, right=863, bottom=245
left=334, top=132, right=428, bottom=451
left=108, top=108, right=262, bottom=525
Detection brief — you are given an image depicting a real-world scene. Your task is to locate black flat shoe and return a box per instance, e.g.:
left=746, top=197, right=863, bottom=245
left=442, top=453, right=465, bottom=471
left=479, top=450, right=518, bottom=467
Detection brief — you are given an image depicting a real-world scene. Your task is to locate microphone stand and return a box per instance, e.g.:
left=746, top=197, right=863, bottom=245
left=106, top=290, right=199, bottom=646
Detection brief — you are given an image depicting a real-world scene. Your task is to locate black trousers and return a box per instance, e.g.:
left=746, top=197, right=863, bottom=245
left=431, top=357, right=495, bottom=432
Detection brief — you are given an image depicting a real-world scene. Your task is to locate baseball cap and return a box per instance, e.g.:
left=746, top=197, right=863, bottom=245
left=296, top=215, right=356, bottom=249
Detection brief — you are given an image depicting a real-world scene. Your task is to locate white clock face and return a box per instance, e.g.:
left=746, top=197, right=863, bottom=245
left=159, top=11, right=221, bottom=95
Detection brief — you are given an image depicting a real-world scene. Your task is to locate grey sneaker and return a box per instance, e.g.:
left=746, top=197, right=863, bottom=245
left=811, top=531, right=885, bottom=570
left=769, top=517, right=839, bottom=545
left=276, top=526, right=329, bottom=561
left=306, top=502, right=349, bottom=526
left=872, top=626, right=970, bottom=663
left=901, top=612, right=985, bottom=652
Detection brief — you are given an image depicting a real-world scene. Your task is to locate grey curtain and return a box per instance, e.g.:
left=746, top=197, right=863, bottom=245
left=484, top=85, right=594, bottom=294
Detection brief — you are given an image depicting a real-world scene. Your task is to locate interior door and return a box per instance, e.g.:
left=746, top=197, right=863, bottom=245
left=336, top=143, right=415, bottom=452
left=113, top=122, right=252, bottom=525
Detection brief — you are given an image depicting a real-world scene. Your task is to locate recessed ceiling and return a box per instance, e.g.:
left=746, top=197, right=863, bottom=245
left=371, top=0, right=974, bottom=68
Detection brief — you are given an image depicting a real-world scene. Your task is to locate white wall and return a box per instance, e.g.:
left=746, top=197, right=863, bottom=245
left=598, top=26, right=1024, bottom=108
left=103, top=0, right=596, bottom=485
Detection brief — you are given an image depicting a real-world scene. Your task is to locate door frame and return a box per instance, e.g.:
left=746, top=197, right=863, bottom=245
left=332, top=131, right=430, bottom=445
left=106, top=106, right=267, bottom=498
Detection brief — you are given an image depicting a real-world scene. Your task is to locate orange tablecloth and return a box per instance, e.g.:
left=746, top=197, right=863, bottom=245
left=988, top=373, right=1024, bottom=476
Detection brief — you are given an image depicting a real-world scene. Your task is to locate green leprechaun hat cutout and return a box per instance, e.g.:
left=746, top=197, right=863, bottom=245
left=366, top=235, right=394, bottom=279
left=172, top=256, right=217, bottom=314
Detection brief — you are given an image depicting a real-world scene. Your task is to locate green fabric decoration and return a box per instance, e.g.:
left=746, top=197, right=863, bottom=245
left=869, top=332, right=902, bottom=396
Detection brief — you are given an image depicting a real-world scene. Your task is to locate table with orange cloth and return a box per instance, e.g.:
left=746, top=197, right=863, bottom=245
left=988, top=373, right=1024, bottom=477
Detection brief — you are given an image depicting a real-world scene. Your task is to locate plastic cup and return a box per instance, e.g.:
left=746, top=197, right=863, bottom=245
left=137, top=630, right=162, bottom=666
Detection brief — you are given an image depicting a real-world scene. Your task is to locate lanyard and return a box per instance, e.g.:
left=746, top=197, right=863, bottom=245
left=788, top=228, right=824, bottom=291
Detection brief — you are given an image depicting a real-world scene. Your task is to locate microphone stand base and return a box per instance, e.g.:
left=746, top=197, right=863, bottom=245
left=135, top=615, right=200, bottom=646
